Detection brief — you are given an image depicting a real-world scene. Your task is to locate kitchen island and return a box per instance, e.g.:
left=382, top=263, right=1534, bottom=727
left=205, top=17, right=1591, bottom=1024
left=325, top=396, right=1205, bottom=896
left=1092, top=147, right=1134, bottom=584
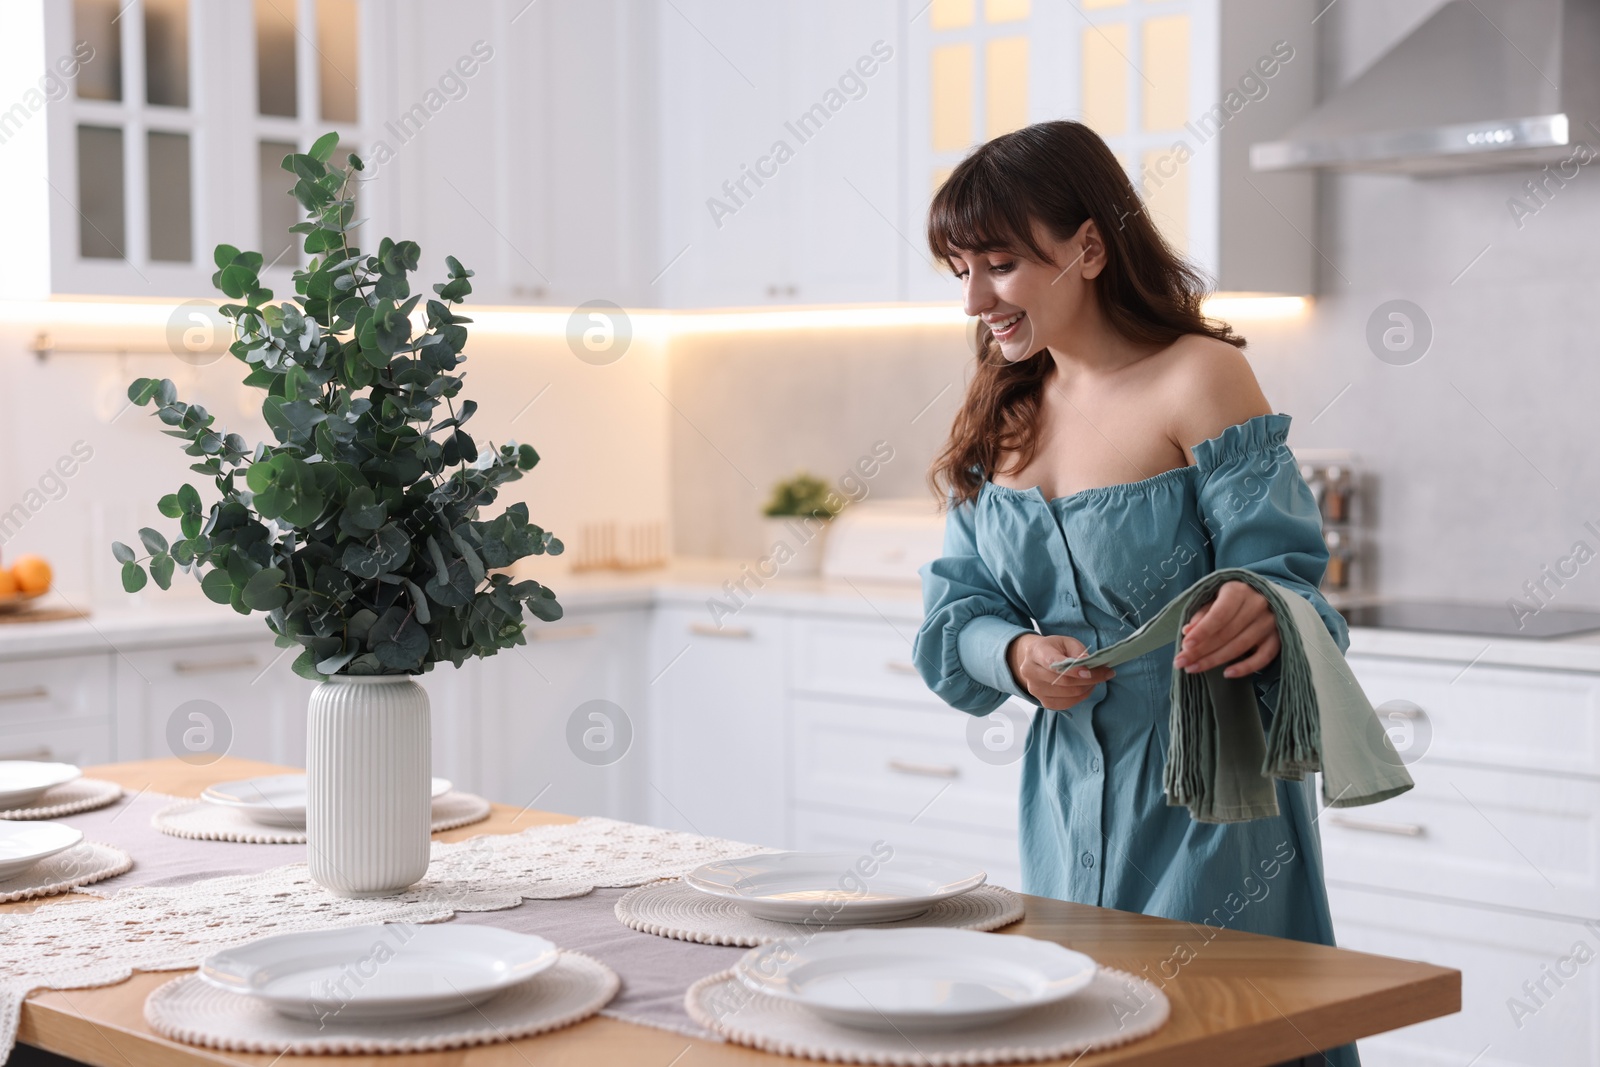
left=4, top=756, right=1459, bottom=1067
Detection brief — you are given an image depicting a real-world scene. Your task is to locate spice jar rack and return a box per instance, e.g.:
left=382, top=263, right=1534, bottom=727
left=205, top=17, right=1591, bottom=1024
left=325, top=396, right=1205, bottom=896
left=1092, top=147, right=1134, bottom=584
left=1293, top=449, right=1361, bottom=599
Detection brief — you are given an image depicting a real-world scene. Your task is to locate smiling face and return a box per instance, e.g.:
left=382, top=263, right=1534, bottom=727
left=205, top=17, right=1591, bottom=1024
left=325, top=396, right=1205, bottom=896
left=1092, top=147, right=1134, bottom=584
left=947, top=216, right=1106, bottom=362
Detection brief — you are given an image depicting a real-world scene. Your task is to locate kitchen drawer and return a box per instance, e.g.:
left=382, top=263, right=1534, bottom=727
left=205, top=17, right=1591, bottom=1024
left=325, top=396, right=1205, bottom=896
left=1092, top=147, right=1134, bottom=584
left=1321, top=760, right=1600, bottom=920
left=0, top=719, right=112, bottom=766
left=1328, top=883, right=1598, bottom=1067
left=1348, top=654, right=1600, bottom=777
left=791, top=695, right=1025, bottom=836
left=792, top=805, right=1022, bottom=891
left=114, top=639, right=304, bottom=765
left=0, top=654, right=112, bottom=729
left=790, top=615, right=942, bottom=705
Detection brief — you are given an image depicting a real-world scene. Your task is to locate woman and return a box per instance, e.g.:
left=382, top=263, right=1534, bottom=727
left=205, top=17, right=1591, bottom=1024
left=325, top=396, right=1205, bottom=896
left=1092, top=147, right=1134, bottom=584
left=911, top=120, right=1355, bottom=1067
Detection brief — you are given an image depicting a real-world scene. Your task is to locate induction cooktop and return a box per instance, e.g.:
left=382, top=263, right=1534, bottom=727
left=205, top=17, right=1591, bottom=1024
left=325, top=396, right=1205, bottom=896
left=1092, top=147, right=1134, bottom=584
left=1338, top=600, right=1600, bottom=640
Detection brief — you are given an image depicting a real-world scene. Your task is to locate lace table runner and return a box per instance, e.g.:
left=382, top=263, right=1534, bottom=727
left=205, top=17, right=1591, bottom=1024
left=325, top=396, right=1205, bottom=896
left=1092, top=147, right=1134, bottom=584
left=0, top=796, right=776, bottom=1062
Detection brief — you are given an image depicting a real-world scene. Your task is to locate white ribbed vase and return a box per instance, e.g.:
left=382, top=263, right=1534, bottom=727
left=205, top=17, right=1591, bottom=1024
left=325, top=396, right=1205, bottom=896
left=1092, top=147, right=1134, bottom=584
left=306, top=675, right=431, bottom=897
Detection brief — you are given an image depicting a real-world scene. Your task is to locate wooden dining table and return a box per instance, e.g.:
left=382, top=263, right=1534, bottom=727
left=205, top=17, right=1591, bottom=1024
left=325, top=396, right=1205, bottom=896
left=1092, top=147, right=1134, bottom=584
left=4, top=756, right=1459, bottom=1066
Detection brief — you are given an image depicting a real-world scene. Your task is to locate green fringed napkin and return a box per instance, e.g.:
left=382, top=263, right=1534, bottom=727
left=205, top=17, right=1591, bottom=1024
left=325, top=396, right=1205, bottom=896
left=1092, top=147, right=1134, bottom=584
left=1050, top=567, right=1414, bottom=823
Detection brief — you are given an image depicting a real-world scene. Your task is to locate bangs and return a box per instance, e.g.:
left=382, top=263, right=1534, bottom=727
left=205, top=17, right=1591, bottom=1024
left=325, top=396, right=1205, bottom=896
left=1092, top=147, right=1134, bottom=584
left=927, top=156, right=1054, bottom=270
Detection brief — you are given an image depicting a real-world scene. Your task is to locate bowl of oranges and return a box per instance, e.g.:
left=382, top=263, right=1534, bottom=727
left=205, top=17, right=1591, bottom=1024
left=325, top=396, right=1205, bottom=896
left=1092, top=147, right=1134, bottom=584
left=0, top=555, right=52, bottom=614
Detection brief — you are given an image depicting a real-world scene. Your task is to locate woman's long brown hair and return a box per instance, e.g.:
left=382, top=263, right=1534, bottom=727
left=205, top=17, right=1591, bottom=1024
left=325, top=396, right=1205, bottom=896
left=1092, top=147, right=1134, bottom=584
left=927, top=120, right=1245, bottom=507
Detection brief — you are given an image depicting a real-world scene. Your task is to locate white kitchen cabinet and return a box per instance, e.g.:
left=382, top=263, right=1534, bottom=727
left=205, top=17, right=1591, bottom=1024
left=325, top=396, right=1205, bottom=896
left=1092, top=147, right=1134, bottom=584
left=1324, top=650, right=1600, bottom=1067
left=1348, top=654, right=1600, bottom=778
left=790, top=613, right=946, bottom=706
left=904, top=0, right=1318, bottom=301
left=113, top=637, right=307, bottom=766
left=413, top=658, right=481, bottom=797
left=4, top=0, right=390, bottom=300
left=654, top=0, right=903, bottom=308
left=790, top=695, right=1022, bottom=830
left=793, top=805, right=1023, bottom=892
left=1321, top=759, right=1600, bottom=922
left=0, top=652, right=114, bottom=766
left=646, top=602, right=789, bottom=845
left=477, top=607, right=649, bottom=821
left=1330, top=883, right=1600, bottom=1067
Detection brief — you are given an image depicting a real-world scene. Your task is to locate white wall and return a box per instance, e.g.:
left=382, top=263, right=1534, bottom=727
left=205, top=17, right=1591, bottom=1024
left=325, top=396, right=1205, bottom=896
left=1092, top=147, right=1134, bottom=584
left=0, top=320, right=671, bottom=609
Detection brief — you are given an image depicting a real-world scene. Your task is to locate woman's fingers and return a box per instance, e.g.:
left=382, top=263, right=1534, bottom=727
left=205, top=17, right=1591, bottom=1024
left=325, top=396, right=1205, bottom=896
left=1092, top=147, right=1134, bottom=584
left=1176, top=583, right=1260, bottom=667
left=1182, top=616, right=1276, bottom=673
left=1222, top=632, right=1281, bottom=678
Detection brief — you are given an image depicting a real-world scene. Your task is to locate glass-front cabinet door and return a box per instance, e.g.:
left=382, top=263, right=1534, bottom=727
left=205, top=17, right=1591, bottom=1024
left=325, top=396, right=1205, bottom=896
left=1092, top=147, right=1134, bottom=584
left=12, top=0, right=381, bottom=299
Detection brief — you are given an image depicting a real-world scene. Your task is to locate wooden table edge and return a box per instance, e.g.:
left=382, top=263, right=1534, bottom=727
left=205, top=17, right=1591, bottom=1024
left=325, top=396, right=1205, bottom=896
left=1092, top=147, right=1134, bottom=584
left=7, top=757, right=1462, bottom=1067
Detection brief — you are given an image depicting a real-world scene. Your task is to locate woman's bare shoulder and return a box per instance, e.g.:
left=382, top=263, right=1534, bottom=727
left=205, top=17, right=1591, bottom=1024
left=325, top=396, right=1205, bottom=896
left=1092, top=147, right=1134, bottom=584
left=1152, top=334, right=1272, bottom=457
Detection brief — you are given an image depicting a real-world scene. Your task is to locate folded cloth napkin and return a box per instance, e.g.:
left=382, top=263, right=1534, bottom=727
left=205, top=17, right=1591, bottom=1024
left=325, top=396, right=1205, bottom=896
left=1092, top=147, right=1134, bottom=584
left=1050, top=567, right=1414, bottom=823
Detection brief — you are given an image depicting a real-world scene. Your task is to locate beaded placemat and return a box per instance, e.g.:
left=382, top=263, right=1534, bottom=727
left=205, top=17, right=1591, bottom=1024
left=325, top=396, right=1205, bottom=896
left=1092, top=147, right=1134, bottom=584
left=617, top=880, right=1026, bottom=946
left=145, top=951, right=618, bottom=1054
left=686, top=964, right=1170, bottom=1064
left=0, top=779, right=122, bottom=820
left=0, top=842, right=133, bottom=903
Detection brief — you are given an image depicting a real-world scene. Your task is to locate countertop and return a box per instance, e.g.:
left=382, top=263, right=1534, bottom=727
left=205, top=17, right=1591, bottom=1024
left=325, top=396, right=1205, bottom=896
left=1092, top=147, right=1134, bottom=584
left=5, top=558, right=1600, bottom=673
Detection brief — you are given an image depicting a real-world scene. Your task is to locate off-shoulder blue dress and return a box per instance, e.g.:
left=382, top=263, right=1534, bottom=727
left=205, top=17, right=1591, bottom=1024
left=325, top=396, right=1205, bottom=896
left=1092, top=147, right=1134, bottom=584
left=913, top=412, right=1357, bottom=1067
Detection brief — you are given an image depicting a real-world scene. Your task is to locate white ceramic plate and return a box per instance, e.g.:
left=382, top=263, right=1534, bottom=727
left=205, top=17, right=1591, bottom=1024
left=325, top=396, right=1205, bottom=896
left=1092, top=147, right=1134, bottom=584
left=0, top=821, right=84, bottom=880
left=201, top=775, right=452, bottom=829
left=199, top=924, right=560, bottom=1022
left=734, top=928, right=1098, bottom=1032
left=684, top=851, right=986, bottom=924
left=0, top=761, right=82, bottom=809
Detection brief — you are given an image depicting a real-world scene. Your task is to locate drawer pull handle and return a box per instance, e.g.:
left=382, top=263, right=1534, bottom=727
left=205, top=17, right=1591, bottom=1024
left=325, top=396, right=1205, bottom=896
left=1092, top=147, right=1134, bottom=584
left=0, top=686, right=49, bottom=703
left=1377, top=700, right=1426, bottom=720
left=689, top=622, right=752, bottom=639
left=887, top=758, right=960, bottom=780
left=1327, top=814, right=1425, bottom=837
left=0, top=745, right=52, bottom=761
left=885, top=661, right=919, bottom=675
left=173, top=656, right=260, bottom=675
left=529, top=624, right=598, bottom=642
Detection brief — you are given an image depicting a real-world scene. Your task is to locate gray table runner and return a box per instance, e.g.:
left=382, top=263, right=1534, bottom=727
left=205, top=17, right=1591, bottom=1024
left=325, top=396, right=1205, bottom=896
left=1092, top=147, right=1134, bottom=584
left=49, top=788, right=749, bottom=1040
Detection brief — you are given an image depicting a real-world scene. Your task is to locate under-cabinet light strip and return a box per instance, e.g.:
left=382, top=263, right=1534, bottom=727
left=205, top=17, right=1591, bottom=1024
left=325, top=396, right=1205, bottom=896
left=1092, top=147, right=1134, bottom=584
left=0, top=295, right=1310, bottom=341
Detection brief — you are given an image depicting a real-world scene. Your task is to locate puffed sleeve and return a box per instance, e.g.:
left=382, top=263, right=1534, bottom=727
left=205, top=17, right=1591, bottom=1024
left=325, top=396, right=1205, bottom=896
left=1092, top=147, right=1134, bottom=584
left=1192, top=413, right=1350, bottom=661
left=913, top=494, right=1036, bottom=716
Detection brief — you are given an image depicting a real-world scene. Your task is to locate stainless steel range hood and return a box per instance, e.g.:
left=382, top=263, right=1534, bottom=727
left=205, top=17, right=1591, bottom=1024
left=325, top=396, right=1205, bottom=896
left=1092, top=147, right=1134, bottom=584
left=1251, top=0, right=1600, bottom=175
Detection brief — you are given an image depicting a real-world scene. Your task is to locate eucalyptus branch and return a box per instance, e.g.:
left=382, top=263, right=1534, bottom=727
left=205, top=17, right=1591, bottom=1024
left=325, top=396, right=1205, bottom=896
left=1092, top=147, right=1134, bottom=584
left=112, top=132, right=564, bottom=679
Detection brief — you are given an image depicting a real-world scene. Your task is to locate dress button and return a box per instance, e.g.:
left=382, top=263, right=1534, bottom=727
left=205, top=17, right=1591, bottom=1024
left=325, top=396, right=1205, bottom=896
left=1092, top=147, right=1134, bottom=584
left=1081, top=851, right=1094, bottom=869
left=1090, top=757, right=1101, bottom=772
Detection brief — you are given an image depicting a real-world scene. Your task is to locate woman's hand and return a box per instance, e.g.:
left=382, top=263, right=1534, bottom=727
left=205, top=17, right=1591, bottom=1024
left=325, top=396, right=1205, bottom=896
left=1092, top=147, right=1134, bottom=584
left=1006, top=633, right=1115, bottom=711
left=1173, top=580, right=1281, bottom=678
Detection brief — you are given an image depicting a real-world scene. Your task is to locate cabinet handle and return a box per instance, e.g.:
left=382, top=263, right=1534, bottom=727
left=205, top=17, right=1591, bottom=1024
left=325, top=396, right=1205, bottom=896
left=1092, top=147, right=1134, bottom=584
left=0, top=745, right=52, bottom=761
left=173, top=655, right=260, bottom=675
left=1327, top=814, right=1425, bottom=837
left=885, top=661, right=918, bottom=675
left=529, top=624, right=598, bottom=642
left=887, top=758, right=960, bottom=780
left=1377, top=700, right=1426, bottom=720
left=689, top=622, right=752, bottom=639
left=0, top=686, right=49, bottom=703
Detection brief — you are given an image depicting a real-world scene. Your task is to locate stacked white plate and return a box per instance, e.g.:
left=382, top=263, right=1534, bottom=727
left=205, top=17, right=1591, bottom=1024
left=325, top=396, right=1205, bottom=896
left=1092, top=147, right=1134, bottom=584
left=199, top=925, right=559, bottom=1021
left=201, top=774, right=452, bottom=830
left=684, top=851, right=987, bottom=925
left=733, top=927, right=1099, bottom=1031
left=0, top=822, right=84, bottom=880
left=0, top=760, right=82, bottom=809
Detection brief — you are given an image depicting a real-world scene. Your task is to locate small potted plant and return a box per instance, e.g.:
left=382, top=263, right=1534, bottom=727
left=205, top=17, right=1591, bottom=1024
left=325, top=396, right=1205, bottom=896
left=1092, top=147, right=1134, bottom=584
left=760, top=471, right=840, bottom=577
left=111, top=134, right=562, bottom=897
